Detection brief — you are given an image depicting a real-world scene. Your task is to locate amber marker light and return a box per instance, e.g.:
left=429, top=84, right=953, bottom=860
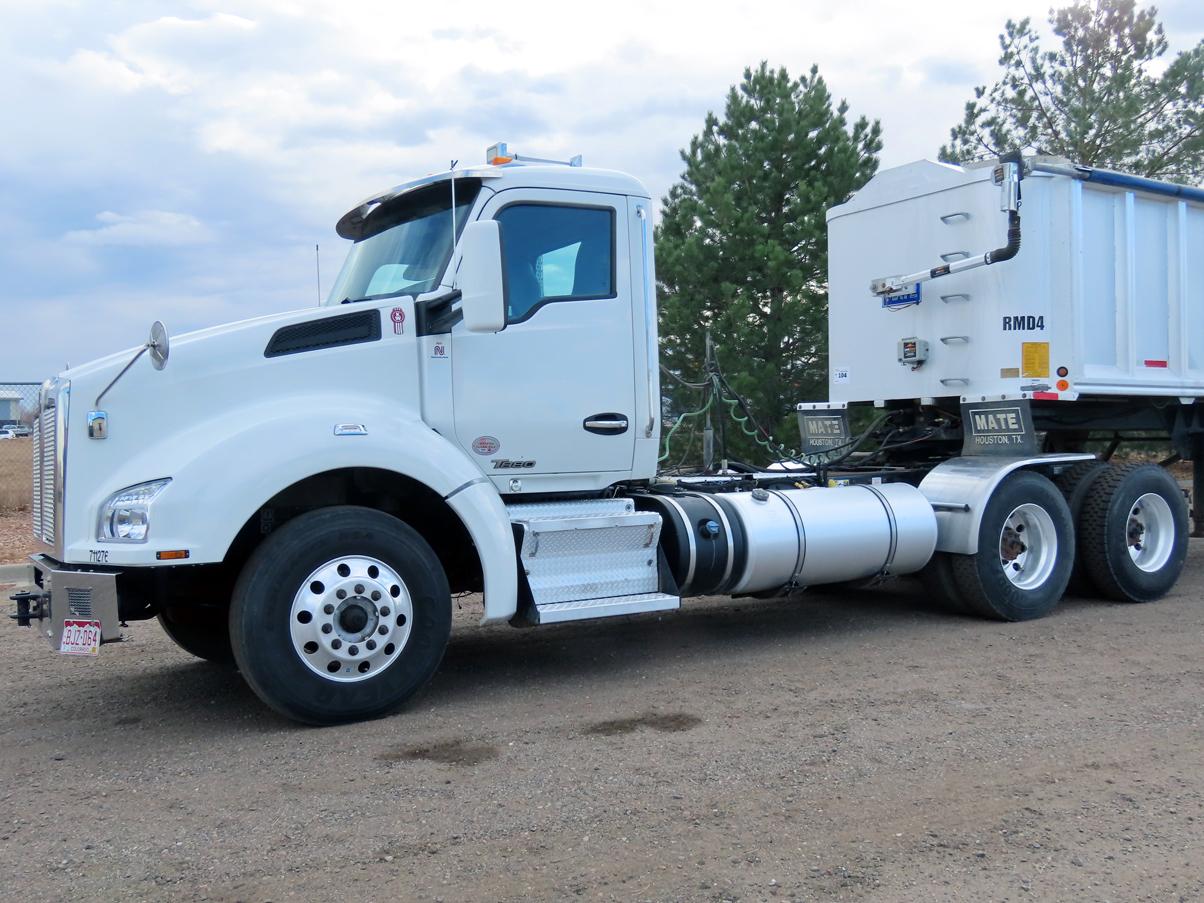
left=156, top=550, right=190, bottom=561
left=486, top=141, right=514, bottom=165
left=1056, top=379, right=1070, bottom=392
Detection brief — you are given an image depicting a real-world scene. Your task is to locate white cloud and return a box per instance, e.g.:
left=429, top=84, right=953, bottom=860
left=0, top=0, right=1201, bottom=381
left=62, top=49, right=149, bottom=93
left=63, top=211, right=215, bottom=247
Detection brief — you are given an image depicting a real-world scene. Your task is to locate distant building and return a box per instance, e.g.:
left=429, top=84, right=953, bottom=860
left=0, top=389, right=22, bottom=424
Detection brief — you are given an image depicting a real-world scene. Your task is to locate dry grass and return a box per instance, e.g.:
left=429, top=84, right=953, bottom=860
left=0, top=440, right=31, bottom=512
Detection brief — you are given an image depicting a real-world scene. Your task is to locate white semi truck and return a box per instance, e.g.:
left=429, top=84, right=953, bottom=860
left=10, top=144, right=1202, bottom=724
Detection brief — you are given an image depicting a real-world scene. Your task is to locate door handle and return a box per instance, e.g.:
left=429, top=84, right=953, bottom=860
left=583, top=414, right=629, bottom=435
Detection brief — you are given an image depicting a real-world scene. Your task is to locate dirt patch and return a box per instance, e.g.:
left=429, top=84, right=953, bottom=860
left=2, top=544, right=1203, bottom=902
left=379, top=738, right=499, bottom=767
left=0, top=509, right=35, bottom=565
left=583, top=711, right=702, bottom=736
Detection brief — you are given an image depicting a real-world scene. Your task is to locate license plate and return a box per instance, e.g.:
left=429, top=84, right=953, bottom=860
left=60, top=619, right=101, bottom=656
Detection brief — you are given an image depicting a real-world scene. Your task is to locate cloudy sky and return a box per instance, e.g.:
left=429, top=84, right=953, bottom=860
left=2, top=0, right=1202, bottom=380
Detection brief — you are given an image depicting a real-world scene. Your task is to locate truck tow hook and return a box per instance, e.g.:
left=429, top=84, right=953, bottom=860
left=8, top=591, right=48, bottom=627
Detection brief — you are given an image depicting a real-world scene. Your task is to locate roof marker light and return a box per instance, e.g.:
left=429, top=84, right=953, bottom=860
left=486, top=142, right=513, bottom=165
left=485, top=142, right=583, bottom=167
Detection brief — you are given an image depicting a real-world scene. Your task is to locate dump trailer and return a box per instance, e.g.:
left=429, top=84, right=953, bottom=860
left=10, top=145, right=1201, bottom=724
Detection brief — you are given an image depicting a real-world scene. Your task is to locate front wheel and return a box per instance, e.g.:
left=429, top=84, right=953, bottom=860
left=950, top=471, right=1074, bottom=621
left=229, top=506, right=452, bottom=725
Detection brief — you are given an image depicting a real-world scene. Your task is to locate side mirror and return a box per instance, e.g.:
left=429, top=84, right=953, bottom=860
left=458, top=220, right=506, bottom=333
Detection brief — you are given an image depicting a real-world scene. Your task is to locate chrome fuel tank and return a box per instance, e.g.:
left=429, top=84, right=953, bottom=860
left=639, top=483, right=937, bottom=597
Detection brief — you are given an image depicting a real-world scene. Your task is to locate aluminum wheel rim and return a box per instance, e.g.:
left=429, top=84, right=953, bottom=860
left=1127, top=492, right=1174, bottom=573
left=998, top=503, right=1057, bottom=590
left=289, top=555, right=414, bottom=683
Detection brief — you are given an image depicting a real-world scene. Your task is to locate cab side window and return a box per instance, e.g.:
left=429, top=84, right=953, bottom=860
left=495, top=204, right=614, bottom=323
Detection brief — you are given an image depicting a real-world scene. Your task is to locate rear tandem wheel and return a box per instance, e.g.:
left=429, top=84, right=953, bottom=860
left=948, top=471, right=1075, bottom=621
left=1077, top=463, right=1189, bottom=603
left=1054, top=459, right=1110, bottom=596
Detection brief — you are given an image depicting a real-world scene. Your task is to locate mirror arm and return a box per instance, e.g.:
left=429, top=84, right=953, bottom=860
left=94, top=345, right=149, bottom=407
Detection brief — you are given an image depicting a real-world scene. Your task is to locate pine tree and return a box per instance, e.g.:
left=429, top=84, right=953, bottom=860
left=656, top=63, right=881, bottom=464
left=941, top=0, right=1204, bottom=184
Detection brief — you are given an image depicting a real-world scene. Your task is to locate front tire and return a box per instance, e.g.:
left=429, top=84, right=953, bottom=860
left=950, top=471, right=1074, bottom=621
left=229, top=506, right=452, bottom=725
left=158, top=604, right=233, bottom=663
left=1078, top=463, right=1189, bottom=603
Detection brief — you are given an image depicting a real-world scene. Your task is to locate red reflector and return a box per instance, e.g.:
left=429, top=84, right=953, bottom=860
left=1143, top=359, right=1168, bottom=368
left=1032, top=391, right=1059, bottom=400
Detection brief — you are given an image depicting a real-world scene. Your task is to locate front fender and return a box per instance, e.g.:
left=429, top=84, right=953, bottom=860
left=68, top=394, right=489, bottom=566
left=446, top=480, right=519, bottom=623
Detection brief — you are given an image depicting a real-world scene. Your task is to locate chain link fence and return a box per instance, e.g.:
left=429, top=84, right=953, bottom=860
left=1, top=383, right=40, bottom=512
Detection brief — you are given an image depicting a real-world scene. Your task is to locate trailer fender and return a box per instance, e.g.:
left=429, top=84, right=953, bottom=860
left=919, top=453, right=1095, bottom=554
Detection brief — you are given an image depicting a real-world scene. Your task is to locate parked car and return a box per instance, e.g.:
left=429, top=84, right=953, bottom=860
left=0, top=429, right=16, bottom=440
left=5, top=423, right=32, bottom=438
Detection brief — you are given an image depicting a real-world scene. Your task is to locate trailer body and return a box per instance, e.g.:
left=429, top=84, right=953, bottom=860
left=828, top=158, right=1204, bottom=404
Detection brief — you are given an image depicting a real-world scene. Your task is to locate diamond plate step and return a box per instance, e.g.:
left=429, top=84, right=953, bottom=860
left=534, top=592, right=680, bottom=625
left=509, top=499, right=666, bottom=607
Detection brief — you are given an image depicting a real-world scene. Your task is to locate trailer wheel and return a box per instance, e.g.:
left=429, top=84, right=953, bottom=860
left=950, top=471, right=1074, bottom=621
left=229, top=506, right=452, bottom=725
left=158, top=605, right=233, bottom=663
left=1053, top=459, right=1109, bottom=595
left=1078, top=463, right=1188, bottom=603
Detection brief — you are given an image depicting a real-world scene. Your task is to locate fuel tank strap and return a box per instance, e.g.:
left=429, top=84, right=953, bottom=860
left=696, top=494, right=738, bottom=592
left=767, top=488, right=805, bottom=586
left=654, top=495, right=697, bottom=591
left=861, top=484, right=900, bottom=576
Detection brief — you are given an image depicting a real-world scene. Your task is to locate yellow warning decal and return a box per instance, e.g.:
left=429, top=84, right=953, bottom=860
left=999, top=367, right=1020, bottom=379
left=1021, top=342, right=1050, bottom=378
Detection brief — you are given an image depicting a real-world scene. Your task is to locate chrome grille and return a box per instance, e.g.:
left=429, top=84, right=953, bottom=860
left=31, top=410, right=42, bottom=539
left=31, top=380, right=66, bottom=548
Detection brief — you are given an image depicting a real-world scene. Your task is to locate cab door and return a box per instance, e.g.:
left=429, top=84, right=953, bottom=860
left=451, top=189, right=636, bottom=484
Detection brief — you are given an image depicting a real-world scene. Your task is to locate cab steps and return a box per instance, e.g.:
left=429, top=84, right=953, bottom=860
left=507, top=498, right=680, bottom=625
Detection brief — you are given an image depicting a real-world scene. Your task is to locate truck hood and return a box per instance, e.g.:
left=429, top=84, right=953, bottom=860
left=63, top=304, right=341, bottom=385
left=53, top=297, right=426, bottom=562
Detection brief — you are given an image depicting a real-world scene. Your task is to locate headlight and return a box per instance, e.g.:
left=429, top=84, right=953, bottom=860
left=97, top=478, right=171, bottom=543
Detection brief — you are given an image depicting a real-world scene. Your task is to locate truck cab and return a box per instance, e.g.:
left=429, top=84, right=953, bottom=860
left=349, top=160, right=665, bottom=493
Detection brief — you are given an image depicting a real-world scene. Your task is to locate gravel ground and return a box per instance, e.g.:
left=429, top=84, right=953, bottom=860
left=0, top=509, right=36, bottom=565
left=2, top=542, right=1203, bottom=902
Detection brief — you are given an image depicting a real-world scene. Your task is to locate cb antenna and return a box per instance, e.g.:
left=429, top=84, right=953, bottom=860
left=449, top=159, right=459, bottom=269
left=314, top=243, right=322, bottom=305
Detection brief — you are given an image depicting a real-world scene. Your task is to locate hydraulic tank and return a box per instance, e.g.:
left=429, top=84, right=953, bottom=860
left=638, top=483, right=937, bottom=597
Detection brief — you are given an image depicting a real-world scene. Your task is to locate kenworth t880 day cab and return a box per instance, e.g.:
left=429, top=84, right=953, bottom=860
left=11, top=145, right=1202, bottom=724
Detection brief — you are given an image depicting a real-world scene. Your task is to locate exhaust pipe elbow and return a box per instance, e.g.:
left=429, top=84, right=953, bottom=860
left=985, top=210, right=1021, bottom=264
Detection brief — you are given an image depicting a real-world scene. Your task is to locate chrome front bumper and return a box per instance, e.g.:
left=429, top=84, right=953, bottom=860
left=11, top=554, right=122, bottom=651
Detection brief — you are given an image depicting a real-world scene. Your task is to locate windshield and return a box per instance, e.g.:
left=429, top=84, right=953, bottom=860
left=326, top=178, right=482, bottom=305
